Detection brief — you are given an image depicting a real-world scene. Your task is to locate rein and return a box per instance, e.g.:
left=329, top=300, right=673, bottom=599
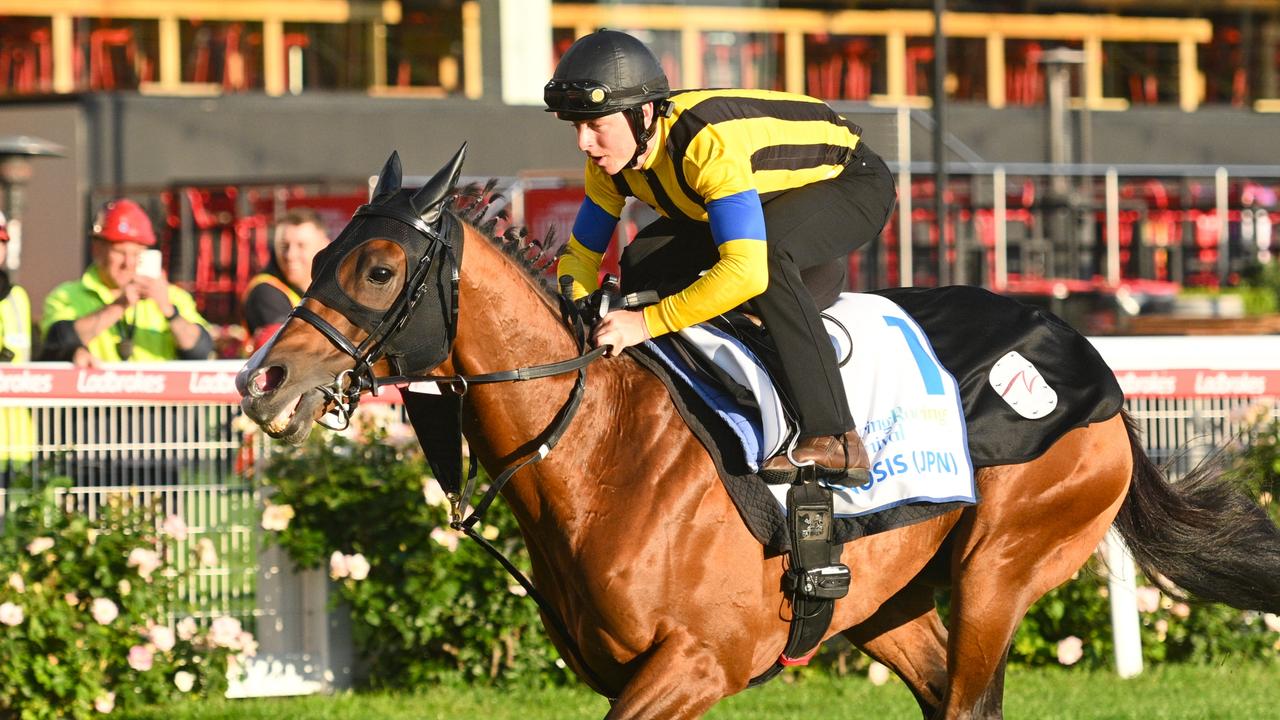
left=391, top=295, right=614, bottom=694
left=290, top=187, right=616, bottom=692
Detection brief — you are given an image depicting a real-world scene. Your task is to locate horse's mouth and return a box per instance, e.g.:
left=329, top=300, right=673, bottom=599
left=241, top=389, right=327, bottom=445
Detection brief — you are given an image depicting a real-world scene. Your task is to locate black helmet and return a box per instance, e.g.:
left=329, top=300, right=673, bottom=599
left=544, top=30, right=670, bottom=120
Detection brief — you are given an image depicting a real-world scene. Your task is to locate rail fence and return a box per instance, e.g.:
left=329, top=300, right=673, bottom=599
left=0, top=340, right=1278, bottom=692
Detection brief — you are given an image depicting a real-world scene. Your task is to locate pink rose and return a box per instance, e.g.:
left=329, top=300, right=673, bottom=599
left=0, top=602, right=24, bottom=626
left=195, top=538, right=218, bottom=566
left=422, top=480, right=449, bottom=508
left=148, top=625, right=176, bottom=652
left=329, top=551, right=349, bottom=580
left=1171, top=603, right=1191, bottom=619
left=7, top=573, right=24, bottom=593
left=26, top=537, right=53, bottom=555
left=91, top=598, right=119, bottom=625
left=1056, top=636, right=1084, bottom=666
left=161, top=514, right=189, bottom=542
left=173, top=670, right=195, bottom=693
left=94, top=692, right=115, bottom=713
left=177, top=617, right=198, bottom=641
left=208, top=616, right=243, bottom=648
left=430, top=527, right=460, bottom=552
left=1135, top=586, right=1162, bottom=614
left=1265, top=613, right=1280, bottom=633
left=261, top=503, right=296, bottom=532
left=237, top=630, right=259, bottom=657
left=127, top=644, right=154, bottom=672
left=346, top=553, right=370, bottom=581
left=127, top=548, right=163, bottom=580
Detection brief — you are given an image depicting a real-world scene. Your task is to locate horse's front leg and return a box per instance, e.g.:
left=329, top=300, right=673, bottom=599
left=605, top=628, right=739, bottom=720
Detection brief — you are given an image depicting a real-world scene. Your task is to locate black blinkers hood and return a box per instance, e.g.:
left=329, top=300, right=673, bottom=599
left=303, top=146, right=466, bottom=374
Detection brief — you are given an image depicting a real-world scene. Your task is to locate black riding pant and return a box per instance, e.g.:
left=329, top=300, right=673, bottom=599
left=619, top=142, right=898, bottom=438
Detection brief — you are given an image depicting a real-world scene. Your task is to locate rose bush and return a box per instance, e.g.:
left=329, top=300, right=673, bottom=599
left=0, top=480, right=252, bottom=718
left=259, top=404, right=571, bottom=687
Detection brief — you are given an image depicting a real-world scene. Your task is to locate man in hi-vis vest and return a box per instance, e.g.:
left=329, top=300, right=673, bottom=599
left=0, top=211, right=35, bottom=482
left=242, top=208, right=330, bottom=350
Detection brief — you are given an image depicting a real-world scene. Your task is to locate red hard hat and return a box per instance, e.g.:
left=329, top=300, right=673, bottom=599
left=93, top=199, right=156, bottom=246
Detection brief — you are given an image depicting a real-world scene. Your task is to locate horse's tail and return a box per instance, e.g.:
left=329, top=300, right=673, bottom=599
left=1113, top=410, right=1280, bottom=613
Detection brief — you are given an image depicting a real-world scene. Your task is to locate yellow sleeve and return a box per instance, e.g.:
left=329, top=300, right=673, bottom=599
left=642, top=239, right=768, bottom=337
left=169, top=287, right=211, bottom=330
left=555, top=238, right=605, bottom=301
left=40, top=283, right=79, bottom=333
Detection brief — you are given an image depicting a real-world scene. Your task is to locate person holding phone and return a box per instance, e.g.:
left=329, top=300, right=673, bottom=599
left=41, top=199, right=213, bottom=366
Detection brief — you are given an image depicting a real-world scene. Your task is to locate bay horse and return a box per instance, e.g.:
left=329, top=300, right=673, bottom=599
left=237, top=148, right=1280, bottom=719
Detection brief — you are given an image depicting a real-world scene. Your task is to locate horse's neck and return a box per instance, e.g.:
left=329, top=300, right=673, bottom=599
left=448, top=227, right=609, bottom=531
left=449, top=226, right=580, bottom=384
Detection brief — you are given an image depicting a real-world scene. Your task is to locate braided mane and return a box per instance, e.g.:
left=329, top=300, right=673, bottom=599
left=449, top=180, right=562, bottom=296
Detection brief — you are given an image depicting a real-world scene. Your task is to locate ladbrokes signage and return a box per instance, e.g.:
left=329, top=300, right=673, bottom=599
left=0, top=362, right=404, bottom=403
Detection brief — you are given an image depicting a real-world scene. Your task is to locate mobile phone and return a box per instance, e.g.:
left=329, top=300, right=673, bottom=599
left=137, top=249, right=163, bottom=279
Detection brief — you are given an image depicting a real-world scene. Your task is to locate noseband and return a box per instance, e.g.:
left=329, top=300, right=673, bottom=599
left=289, top=203, right=461, bottom=430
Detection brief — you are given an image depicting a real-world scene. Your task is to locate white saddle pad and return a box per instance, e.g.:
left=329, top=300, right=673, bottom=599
left=670, top=292, right=976, bottom=518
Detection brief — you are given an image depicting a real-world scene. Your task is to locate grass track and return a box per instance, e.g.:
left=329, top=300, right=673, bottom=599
left=121, top=663, right=1280, bottom=719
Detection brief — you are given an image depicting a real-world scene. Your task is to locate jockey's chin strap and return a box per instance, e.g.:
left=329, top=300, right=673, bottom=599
left=380, top=289, right=615, bottom=695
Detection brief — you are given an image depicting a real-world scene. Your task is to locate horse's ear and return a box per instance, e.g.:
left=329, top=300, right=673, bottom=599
left=410, top=142, right=467, bottom=223
left=371, top=151, right=403, bottom=201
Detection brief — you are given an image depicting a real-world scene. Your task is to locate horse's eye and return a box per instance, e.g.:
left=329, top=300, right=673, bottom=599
left=368, top=266, right=394, bottom=285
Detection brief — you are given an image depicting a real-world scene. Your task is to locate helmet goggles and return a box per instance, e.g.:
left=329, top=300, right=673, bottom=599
left=544, top=79, right=616, bottom=116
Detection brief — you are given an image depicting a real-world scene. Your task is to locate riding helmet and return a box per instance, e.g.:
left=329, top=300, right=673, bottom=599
left=544, top=30, right=670, bottom=120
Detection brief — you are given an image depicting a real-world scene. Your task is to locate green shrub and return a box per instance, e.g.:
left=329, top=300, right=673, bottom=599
left=0, top=481, right=248, bottom=719
left=258, top=405, right=570, bottom=688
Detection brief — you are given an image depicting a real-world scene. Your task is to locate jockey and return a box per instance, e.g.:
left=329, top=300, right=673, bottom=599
left=546, top=29, right=897, bottom=477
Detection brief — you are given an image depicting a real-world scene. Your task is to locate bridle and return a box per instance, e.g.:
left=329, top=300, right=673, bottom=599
left=288, top=202, right=462, bottom=431
left=285, top=195, right=614, bottom=693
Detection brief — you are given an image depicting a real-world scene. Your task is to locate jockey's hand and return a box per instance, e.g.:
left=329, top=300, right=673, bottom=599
left=592, top=309, right=650, bottom=358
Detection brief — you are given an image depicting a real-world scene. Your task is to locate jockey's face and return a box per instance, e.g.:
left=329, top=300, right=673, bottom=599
left=567, top=104, right=654, bottom=175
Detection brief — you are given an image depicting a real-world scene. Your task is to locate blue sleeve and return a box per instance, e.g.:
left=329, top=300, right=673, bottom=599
left=570, top=197, right=619, bottom=253
left=705, top=189, right=767, bottom=246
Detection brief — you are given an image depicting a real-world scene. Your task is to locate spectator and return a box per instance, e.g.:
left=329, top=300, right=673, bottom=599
left=41, top=199, right=212, bottom=366
left=0, top=210, right=35, bottom=481
left=242, top=208, right=330, bottom=348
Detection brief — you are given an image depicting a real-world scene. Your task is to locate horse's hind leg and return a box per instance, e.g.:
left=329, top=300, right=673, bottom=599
left=940, top=417, right=1131, bottom=719
left=843, top=580, right=948, bottom=718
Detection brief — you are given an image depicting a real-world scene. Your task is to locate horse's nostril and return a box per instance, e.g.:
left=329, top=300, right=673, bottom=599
left=250, top=366, right=287, bottom=397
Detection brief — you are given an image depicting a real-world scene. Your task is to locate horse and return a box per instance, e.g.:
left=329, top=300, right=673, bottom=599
left=237, top=148, right=1280, bottom=719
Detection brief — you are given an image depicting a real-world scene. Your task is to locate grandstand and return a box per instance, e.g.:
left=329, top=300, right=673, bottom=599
left=0, top=1, right=1278, bottom=321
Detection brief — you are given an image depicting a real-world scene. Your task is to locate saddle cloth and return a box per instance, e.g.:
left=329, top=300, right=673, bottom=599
left=643, top=292, right=977, bottom=519
left=628, top=285, right=1125, bottom=553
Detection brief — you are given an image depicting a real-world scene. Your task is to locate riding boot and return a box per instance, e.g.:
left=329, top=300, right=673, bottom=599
left=762, top=428, right=871, bottom=482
